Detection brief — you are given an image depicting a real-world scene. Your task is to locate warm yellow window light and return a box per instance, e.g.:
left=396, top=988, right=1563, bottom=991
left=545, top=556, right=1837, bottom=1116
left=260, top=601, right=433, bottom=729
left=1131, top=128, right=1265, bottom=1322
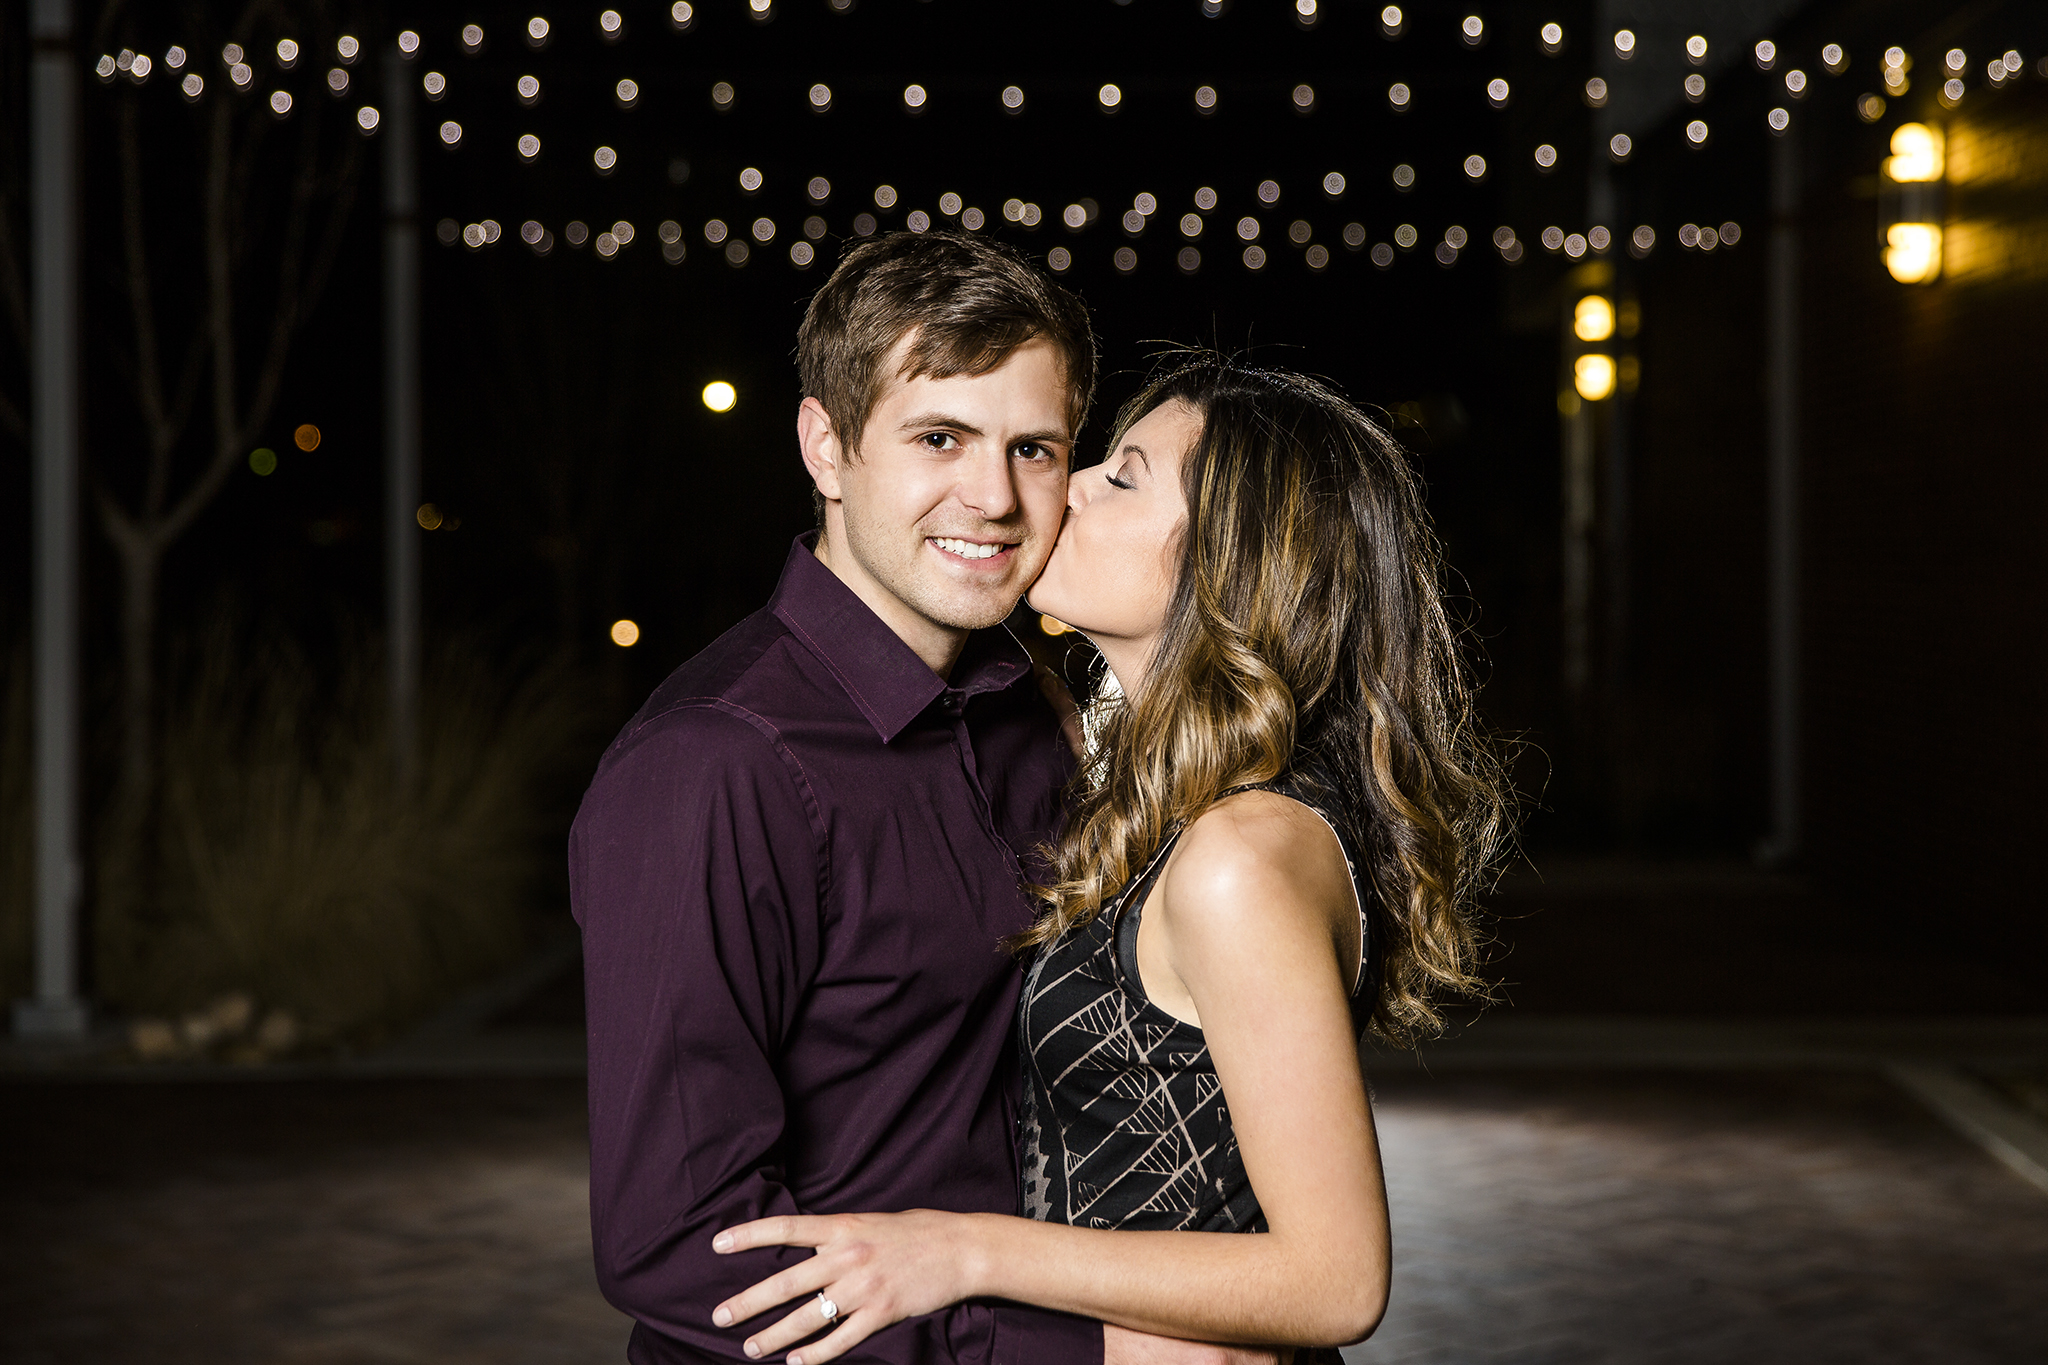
left=1573, top=295, right=1615, bottom=342
left=1883, top=122, right=1944, bottom=182
left=1884, top=223, right=1942, bottom=282
left=701, top=380, right=737, bottom=412
left=1573, top=354, right=1617, bottom=401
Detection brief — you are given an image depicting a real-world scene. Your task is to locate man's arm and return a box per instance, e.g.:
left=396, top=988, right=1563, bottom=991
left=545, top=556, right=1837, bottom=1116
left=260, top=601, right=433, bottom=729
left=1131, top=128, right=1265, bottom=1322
left=571, top=708, right=1102, bottom=1364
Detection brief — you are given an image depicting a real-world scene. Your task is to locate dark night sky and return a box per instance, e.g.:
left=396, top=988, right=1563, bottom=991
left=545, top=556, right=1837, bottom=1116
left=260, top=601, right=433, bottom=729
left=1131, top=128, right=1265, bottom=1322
left=13, top=0, right=2048, bottom=890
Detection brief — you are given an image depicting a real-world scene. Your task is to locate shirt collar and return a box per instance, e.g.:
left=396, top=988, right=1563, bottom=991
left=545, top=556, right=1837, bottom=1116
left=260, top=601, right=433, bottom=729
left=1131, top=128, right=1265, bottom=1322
left=770, top=534, right=1033, bottom=743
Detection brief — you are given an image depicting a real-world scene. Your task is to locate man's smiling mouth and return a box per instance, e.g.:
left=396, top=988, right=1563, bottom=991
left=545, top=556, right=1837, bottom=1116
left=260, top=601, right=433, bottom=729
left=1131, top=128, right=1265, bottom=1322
left=929, top=536, right=1015, bottom=561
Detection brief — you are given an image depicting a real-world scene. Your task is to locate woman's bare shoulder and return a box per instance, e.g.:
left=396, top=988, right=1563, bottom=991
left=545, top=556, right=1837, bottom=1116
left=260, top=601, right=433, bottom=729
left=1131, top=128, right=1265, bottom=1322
left=1159, top=789, right=1354, bottom=938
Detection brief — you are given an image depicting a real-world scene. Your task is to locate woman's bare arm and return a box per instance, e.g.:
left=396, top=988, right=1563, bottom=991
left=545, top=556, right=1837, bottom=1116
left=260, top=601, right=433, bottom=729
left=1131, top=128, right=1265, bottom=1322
left=710, top=793, right=1390, bottom=1362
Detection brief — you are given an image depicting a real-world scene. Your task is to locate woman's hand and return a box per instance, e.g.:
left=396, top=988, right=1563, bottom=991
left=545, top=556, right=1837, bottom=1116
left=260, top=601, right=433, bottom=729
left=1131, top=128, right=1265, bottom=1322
left=710, top=1210, right=985, bottom=1363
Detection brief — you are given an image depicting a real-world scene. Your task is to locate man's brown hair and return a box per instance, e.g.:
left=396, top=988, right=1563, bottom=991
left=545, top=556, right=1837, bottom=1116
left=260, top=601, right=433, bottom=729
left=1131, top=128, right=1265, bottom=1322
left=796, top=232, right=1097, bottom=457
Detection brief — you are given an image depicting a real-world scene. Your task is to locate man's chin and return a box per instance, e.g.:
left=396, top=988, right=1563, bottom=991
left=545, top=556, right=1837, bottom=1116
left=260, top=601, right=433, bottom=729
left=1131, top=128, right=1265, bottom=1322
left=922, top=584, right=1026, bottom=633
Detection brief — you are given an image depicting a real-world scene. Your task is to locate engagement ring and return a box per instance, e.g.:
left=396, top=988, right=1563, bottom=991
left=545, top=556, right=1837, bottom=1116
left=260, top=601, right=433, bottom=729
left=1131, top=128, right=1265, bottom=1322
left=817, top=1291, right=839, bottom=1322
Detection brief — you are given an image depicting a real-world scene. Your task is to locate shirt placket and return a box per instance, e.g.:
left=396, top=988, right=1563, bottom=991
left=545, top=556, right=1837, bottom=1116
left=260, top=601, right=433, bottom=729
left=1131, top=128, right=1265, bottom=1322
left=940, top=689, right=1028, bottom=888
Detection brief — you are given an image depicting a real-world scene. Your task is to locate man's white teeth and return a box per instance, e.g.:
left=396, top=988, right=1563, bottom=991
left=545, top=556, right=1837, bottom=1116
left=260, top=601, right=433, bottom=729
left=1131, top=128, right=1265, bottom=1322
left=932, top=537, right=1006, bottom=560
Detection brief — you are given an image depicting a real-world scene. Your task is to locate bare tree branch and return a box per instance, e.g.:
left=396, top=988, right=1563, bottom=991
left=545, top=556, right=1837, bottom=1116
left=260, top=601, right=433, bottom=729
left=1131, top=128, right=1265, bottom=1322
left=160, top=69, right=359, bottom=551
left=203, top=97, right=239, bottom=468
left=118, top=98, right=179, bottom=520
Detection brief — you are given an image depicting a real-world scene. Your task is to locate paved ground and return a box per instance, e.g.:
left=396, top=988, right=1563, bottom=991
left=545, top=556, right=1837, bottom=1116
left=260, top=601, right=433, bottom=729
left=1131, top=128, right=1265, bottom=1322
left=0, top=1079, right=628, bottom=1365
left=1349, top=1071, right=2048, bottom=1365
left=4, top=1070, right=2046, bottom=1365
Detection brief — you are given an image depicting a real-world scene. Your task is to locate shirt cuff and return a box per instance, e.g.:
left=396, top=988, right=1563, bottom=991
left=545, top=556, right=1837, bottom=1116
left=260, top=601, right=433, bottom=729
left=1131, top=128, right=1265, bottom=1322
left=990, top=1303, right=1103, bottom=1365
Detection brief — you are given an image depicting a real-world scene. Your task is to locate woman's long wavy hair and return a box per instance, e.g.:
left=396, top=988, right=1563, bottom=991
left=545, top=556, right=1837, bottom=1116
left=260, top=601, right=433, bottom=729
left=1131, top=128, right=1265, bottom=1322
left=1021, top=353, right=1511, bottom=1045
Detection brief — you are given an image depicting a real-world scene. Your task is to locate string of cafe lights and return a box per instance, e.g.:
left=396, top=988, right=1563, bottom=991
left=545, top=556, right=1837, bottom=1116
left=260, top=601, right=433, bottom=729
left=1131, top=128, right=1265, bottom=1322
left=91, top=8, right=2041, bottom=281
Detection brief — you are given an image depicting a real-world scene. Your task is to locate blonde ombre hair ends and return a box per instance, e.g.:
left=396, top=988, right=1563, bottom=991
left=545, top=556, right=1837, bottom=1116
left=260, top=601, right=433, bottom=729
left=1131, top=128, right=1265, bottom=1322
left=1024, top=354, right=1510, bottom=1045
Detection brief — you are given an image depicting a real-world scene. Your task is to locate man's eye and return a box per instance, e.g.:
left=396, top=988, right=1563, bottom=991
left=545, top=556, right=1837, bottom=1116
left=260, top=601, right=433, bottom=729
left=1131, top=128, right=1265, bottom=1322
left=921, top=432, right=959, bottom=450
left=1014, top=442, right=1052, bottom=462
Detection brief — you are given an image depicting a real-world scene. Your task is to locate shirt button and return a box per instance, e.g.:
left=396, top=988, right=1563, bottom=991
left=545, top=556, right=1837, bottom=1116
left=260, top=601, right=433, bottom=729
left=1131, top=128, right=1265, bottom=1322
left=940, top=692, right=965, bottom=716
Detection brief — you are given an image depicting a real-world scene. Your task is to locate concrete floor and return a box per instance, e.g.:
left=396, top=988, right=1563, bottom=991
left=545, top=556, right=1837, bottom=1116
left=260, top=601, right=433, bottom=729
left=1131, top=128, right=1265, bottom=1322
left=5, top=1068, right=2047, bottom=1365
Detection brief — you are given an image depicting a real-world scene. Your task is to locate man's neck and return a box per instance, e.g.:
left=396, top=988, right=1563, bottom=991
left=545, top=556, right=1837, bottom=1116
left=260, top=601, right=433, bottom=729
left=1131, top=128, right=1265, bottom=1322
left=812, top=532, right=970, bottom=680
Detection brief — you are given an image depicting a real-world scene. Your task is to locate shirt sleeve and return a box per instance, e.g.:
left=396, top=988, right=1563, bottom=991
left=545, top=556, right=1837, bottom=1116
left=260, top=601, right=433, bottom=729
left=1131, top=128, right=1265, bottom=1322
left=572, top=708, right=1102, bottom=1365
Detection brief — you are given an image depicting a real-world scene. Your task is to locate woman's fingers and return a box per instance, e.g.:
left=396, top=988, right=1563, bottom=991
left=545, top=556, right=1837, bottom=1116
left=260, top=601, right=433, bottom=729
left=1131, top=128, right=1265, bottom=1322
left=714, top=1214, right=833, bottom=1254
left=741, top=1295, right=864, bottom=1361
left=711, top=1257, right=832, bottom=1329
left=787, top=1311, right=882, bottom=1365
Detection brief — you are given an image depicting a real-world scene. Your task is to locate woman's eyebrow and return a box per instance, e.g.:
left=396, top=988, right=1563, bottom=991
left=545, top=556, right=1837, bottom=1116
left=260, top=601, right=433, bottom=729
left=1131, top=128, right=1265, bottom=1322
left=1121, top=443, right=1151, bottom=474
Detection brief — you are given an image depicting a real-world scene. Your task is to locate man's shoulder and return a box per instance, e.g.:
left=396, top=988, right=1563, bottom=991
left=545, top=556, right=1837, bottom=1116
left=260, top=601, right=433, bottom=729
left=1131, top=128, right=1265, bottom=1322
left=601, top=608, right=802, bottom=771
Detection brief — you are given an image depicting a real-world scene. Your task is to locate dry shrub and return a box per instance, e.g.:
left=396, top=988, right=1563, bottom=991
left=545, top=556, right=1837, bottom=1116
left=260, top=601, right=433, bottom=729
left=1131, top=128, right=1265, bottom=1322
left=98, top=628, right=592, bottom=1043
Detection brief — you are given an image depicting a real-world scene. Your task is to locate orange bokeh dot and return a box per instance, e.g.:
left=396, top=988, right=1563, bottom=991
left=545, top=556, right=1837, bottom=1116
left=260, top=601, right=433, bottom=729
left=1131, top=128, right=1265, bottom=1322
left=294, top=424, right=321, bottom=451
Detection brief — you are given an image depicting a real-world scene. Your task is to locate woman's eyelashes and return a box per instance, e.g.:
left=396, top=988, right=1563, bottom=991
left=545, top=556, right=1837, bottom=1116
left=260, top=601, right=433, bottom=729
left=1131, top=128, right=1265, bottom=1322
left=1105, top=466, right=1134, bottom=490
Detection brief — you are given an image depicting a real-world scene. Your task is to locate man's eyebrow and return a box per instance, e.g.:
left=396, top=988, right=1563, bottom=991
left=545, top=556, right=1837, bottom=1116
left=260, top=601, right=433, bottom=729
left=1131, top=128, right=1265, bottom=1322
left=895, top=411, right=985, bottom=438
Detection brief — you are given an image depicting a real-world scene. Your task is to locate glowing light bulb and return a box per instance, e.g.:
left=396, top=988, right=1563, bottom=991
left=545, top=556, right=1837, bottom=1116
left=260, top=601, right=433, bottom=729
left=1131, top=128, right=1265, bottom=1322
left=1883, top=123, right=1944, bottom=182
left=1574, top=296, right=1615, bottom=341
left=1884, top=224, right=1941, bottom=283
left=1573, top=355, right=1616, bottom=401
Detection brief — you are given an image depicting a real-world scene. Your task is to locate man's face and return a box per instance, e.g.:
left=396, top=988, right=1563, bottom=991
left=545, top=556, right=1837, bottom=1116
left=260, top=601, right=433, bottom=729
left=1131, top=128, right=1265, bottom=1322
left=804, top=336, right=1074, bottom=662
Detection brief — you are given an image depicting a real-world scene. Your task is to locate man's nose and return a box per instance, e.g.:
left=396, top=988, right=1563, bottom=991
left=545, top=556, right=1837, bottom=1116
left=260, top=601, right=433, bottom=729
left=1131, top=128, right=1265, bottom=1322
left=956, top=449, right=1021, bottom=520
left=1066, top=465, right=1100, bottom=513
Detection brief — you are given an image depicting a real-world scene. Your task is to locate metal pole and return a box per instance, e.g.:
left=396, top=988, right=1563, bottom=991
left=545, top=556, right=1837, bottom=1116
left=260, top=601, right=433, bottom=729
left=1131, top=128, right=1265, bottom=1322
left=1590, top=165, right=1630, bottom=771
left=384, top=44, right=420, bottom=780
left=1759, top=127, right=1801, bottom=865
left=1561, top=403, right=1595, bottom=698
left=17, top=0, right=90, bottom=1038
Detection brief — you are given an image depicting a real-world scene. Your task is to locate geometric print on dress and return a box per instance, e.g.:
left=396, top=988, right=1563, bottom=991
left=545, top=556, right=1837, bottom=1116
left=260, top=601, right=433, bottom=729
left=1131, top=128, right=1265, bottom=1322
left=1017, top=775, right=1373, bottom=1239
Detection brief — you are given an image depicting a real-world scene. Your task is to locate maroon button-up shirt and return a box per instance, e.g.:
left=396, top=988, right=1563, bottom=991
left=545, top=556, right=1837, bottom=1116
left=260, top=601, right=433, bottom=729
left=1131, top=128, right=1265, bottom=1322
left=571, top=537, right=1100, bottom=1365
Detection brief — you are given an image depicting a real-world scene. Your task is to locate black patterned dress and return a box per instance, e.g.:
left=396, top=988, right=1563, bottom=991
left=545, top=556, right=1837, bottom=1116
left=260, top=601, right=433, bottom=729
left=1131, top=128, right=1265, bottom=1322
left=1018, top=775, right=1375, bottom=1240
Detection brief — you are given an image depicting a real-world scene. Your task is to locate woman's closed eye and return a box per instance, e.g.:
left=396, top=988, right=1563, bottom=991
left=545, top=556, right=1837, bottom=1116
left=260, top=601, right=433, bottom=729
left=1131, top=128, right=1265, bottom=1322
left=1105, top=466, right=1135, bottom=490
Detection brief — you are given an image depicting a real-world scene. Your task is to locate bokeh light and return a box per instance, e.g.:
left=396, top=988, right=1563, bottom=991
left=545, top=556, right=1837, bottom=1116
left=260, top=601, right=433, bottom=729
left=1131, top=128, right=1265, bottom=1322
left=1884, top=124, right=1944, bottom=182
left=1574, top=296, right=1615, bottom=342
left=611, top=620, right=642, bottom=647
left=1885, top=224, right=1942, bottom=283
left=249, top=448, right=277, bottom=476
left=702, top=381, right=738, bottom=413
left=294, top=424, right=321, bottom=452
left=1573, top=355, right=1616, bottom=401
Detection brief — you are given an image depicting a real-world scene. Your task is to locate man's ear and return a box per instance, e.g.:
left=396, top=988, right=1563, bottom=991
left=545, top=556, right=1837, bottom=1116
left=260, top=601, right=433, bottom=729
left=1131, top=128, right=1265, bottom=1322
left=797, top=397, right=846, bottom=503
